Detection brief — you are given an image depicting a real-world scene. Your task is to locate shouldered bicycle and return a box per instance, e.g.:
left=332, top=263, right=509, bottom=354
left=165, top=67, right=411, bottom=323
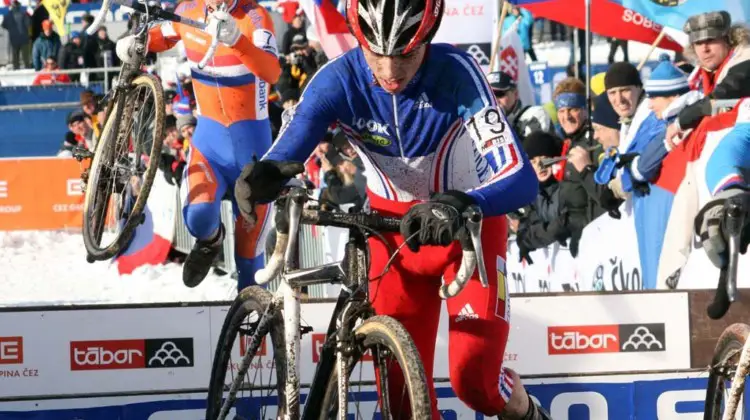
left=205, top=182, right=490, bottom=419
left=73, top=0, right=221, bottom=262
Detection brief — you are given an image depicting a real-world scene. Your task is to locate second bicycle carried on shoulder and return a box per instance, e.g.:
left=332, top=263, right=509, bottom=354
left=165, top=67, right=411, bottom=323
left=74, top=0, right=220, bottom=263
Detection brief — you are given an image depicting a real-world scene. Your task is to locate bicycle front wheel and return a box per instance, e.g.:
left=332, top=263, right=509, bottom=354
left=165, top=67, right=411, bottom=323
left=704, top=322, right=750, bottom=420
left=82, top=73, right=165, bottom=260
left=206, top=286, right=287, bottom=420
left=318, top=315, right=432, bottom=420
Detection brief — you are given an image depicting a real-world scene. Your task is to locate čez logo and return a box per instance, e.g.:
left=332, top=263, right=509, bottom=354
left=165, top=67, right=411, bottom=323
left=67, top=179, right=83, bottom=196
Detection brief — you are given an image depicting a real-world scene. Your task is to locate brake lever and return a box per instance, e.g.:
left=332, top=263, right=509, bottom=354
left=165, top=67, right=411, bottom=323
left=464, top=205, right=488, bottom=288
left=724, top=199, right=745, bottom=303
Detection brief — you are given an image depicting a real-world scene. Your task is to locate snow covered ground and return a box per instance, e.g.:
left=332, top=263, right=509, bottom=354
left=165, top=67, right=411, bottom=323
left=0, top=231, right=238, bottom=307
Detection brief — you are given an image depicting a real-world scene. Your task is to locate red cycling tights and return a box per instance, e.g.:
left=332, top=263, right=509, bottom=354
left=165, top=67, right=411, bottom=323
left=367, top=193, right=514, bottom=417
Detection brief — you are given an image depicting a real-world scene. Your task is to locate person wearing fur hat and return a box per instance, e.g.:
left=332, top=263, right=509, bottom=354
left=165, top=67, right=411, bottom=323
left=666, top=11, right=750, bottom=143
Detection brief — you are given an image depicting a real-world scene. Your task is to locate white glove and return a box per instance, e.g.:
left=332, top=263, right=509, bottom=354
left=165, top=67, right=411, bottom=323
left=206, top=10, right=241, bottom=47
left=115, top=35, right=139, bottom=65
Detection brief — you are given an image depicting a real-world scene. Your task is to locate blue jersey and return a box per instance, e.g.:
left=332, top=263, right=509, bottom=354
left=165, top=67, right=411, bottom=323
left=264, top=44, right=538, bottom=216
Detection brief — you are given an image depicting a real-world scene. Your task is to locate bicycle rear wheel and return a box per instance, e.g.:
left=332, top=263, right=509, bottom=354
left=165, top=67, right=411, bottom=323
left=704, top=323, right=750, bottom=420
left=317, top=315, right=432, bottom=420
left=206, top=286, right=287, bottom=420
left=82, top=73, right=164, bottom=261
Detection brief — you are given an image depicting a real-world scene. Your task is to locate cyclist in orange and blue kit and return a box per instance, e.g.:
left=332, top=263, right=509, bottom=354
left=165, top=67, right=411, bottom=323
left=115, top=0, right=281, bottom=289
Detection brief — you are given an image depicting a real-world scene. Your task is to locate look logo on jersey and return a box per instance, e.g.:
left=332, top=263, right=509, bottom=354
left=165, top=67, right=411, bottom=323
left=353, top=117, right=392, bottom=147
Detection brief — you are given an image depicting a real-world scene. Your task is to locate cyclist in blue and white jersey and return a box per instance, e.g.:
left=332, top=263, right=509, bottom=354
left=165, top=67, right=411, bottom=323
left=233, top=0, right=547, bottom=417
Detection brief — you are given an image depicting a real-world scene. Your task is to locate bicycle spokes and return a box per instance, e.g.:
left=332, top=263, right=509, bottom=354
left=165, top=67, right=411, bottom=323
left=222, top=311, right=281, bottom=419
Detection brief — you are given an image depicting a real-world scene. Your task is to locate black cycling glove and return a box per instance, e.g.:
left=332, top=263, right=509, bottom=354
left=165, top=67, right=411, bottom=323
left=234, top=160, right=305, bottom=226
left=399, top=190, right=475, bottom=253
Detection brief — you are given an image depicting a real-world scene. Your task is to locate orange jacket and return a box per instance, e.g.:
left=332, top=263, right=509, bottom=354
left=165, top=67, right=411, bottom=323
left=148, top=0, right=281, bottom=125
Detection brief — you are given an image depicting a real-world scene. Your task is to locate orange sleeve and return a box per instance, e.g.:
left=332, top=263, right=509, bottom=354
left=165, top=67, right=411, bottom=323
left=32, top=75, right=42, bottom=86
left=233, top=8, right=281, bottom=84
left=147, top=22, right=182, bottom=53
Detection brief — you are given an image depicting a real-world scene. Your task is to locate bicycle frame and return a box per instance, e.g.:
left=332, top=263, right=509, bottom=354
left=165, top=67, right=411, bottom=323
left=218, top=205, right=372, bottom=419
left=220, top=185, right=488, bottom=419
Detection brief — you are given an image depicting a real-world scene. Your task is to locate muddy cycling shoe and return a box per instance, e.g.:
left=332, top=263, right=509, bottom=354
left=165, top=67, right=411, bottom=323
left=183, top=224, right=225, bottom=288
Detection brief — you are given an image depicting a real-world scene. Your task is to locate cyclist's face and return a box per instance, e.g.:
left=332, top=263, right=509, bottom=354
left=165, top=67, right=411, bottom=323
left=362, top=44, right=426, bottom=94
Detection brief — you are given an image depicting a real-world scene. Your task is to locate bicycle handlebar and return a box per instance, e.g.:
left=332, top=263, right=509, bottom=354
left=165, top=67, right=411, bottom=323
left=707, top=194, right=749, bottom=320
left=255, top=186, right=489, bottom=300
left=87, top=0, right=217, bottom=67
left=86, top=0, right=112, bottom=35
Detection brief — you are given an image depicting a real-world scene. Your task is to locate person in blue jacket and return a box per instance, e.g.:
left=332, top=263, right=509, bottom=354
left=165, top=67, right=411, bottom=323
left=503, top=6, right=536, bottom=62
left=618, top=56, right=690, bottom=289
left=32, top=19, right=61, bottom=71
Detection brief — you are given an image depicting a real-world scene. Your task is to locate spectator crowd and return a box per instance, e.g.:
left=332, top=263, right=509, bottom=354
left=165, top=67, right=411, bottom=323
left=2, top=1, right=120, bottom=85
left=3, top=0, right=746, bottom=284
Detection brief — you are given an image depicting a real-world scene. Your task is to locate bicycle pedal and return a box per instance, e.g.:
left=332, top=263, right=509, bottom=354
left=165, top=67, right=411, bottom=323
left=300, top=325, right=313, bottom=335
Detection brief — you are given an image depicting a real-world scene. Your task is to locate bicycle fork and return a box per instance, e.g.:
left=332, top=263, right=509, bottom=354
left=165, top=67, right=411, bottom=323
left=281, top=280, right=302, bottom=420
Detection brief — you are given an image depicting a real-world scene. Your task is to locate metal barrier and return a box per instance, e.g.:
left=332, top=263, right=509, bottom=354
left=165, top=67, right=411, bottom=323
left=172, top=184, right=333, bottom=296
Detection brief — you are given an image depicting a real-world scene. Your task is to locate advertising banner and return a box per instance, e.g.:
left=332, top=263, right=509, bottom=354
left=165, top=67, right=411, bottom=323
left=0, top=306, right=212, bottom=398
left=0, top=158, right=84, bottom=231
left=0, top=291, right=690, bottom=401
left=0, top=372, right=718, bottom=419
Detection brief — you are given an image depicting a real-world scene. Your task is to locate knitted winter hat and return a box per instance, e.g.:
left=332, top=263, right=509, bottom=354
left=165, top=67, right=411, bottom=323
left=522, top=131, right=563, bottom=160
left=592, top=93, right=621, bottom=131
left=604, top=61, right=642, bottom=91
left=176, top=114, right=197, bottom=132
left=644, top=54, right=690, bottom=98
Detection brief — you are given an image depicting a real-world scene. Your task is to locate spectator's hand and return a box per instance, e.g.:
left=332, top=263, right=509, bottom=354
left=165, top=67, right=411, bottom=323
left=207, top=10, right=241, bottom=47
left=607, top=175, right=629, bottom=200
left=115, top=35, right=138, bottom=64
left=665, top=123, right=680, bottom=150
left=515, top=230, right=534, bottom=264
left=320, top=154, right=334, bottom=172
left=567, top=146, right=592, bottom=172
left=508, top=217, right=520, bottom=234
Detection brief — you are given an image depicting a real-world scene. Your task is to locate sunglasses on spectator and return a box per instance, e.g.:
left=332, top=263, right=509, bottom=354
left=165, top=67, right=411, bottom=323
left=493, top=90, right=509, bottom=98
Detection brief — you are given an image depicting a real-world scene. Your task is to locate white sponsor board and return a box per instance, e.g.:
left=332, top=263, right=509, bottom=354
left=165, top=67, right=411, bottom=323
left=0, top=291, right=690, bottom=399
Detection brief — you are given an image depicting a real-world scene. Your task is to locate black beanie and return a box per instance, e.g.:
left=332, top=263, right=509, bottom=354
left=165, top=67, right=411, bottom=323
left=604, top=62, right=642, bottom=91
left=523, top=131, right=563, bottom=160
left=592, top=94, right=621, bottom=130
